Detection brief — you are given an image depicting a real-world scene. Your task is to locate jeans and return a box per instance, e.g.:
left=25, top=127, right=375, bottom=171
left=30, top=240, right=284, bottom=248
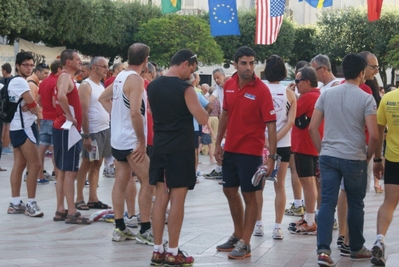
left=317, top=155, right=367, bottom=255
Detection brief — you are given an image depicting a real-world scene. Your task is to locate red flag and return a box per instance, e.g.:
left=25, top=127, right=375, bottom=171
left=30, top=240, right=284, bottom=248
left=255, top=0, right=285, bottom=45
left=368, top=0, right=383, bottom=21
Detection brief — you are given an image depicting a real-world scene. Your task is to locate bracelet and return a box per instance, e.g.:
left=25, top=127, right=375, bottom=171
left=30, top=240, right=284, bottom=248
left=27, top=101, right=37, bottom=109
left=373, top=158, right=382, bottom=162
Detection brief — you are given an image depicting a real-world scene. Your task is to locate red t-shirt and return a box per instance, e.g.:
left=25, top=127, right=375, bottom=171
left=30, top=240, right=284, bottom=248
left=144, top=79, right=153, bottom=146
left=38, top=73, right=57, bottom=121
left=104, top=76, right=116, bottom=88
left=292, top=88, right=323, bottom=156
left=53, top=75, right=82, bottom=132
left=223, top=73, right=276, bottom=156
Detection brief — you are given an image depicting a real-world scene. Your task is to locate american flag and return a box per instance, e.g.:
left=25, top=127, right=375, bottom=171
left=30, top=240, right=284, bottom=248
left=255, top=0, right=286, bottom=45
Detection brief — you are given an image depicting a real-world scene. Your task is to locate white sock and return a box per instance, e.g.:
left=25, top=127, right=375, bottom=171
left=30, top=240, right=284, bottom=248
left=274, top=223, right=281, bottom=229
left=154, top=244, right=164, bottom=253
left=11, top=197, right=21, bottom=206
left=256, top=220, right=263, bottom=226
left=215, top=165, right=222, bottom=172
left=168, top=247, right=178, bottom=256
left=376, top=234, right=385, bottom=243
left=294, top=199, right=302, bottom=208
left=304, top=212, right=315, bottom=226
left=28, top=198, right=35, bottom=204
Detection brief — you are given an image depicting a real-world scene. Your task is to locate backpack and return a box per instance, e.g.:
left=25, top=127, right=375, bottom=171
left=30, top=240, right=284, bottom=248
left=0, top=76, right=24, bottom=123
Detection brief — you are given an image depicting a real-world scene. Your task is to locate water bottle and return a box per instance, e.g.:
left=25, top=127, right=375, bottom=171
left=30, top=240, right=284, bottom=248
left=89, top=139, right=99, bottom=161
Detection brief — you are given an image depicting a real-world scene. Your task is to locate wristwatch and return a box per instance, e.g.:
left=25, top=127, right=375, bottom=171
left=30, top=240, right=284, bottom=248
left=83, top=134, right=90, bottom=139
left=268, top=154, right=279, bottom=160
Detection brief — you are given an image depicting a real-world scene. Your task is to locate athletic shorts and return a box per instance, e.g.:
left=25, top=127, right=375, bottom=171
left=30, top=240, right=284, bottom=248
left=200, top=133, right=212, bottom=145
left=277, top=147, right=291, bottom=163
left=53, top=128, right=81, bottom=172
left=149, top=149, right=196, bottom=189
left=81, top=128, right=111, bottom=159
left=10, top=123, right=38, bottom=148
left=222, top=151, right=262, bottom=192
left=112, top=148, right=133, bottom=162
left=294, top=152, right=318, bottom=178
left=384, top=159, right=399, bottom=185
left=39, top=119, right=54, bottom=146
left=194, top=131, right=200, bottom=149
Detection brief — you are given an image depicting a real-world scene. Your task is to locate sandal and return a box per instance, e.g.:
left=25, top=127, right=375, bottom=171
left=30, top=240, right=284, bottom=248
left=87, top=201, right=111, bottom=209
left=65, top=212, right=92, bottom=224
left=75, top=200, right=90, bottom=210
left=53, top=210, right=68, bottom=221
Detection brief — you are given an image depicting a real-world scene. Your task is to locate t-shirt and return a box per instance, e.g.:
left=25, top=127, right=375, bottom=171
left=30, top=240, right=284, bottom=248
left=291, top=88, right=323, bottom=156
left=211, top=84, right=224, bottom=113
left=223, top=73, right=276, bottom=156
left=315, top=83, right=376, bottom=160
left=377, top=89, right=399, bottom=162
left=104, top=76, right=116, bottom=88
left=38, top=73, right=57, bottom=121
left=8, top=77, right=37, bottom=131
left=148, top=76, right=194, bottom=153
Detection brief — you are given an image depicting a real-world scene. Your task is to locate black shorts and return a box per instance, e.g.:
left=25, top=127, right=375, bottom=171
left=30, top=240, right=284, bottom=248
left=194, top=131, right=200, bottom=149
left=277, top=147, right=291, bottom=162
left=384, top=159, right=399, bottom=185
left=222, top=151, right=262, bottom=192
left=149, top=149, right=196, bottom=189
left=53, top=128, right=81, bottom=172
left=294, top=152, right=318, bottom=177
left=112, top=148, right=133, bottom=162
left=10, top=123, right=38, bottom=148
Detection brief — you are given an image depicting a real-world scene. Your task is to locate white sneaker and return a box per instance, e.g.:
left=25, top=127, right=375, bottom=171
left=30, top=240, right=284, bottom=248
left=112, top=227, right=136, bottom=242
left=272, top=228, right=284, bottom=240
left=123, top=212, right=138, bottom=228
left=253, top=224, right=264, bottom=236
left=25, top=201, right=44, bottom=217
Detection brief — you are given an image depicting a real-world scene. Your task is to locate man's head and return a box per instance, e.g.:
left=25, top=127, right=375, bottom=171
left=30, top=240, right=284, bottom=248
left=127, top=43, right=150, bottom=70
left=201, top=83, right=210, bottom=95
left=1, top=63, right=12, bottom=77
left=90, top=57, right=109, bottom=79
left=34, top=63, right=50, bottom=81
left=310, top=54, right=333, bottom=84
left=112, top=63, right=124, bottom=77
left=50, top=60, right=63, bottom=75
left=233, top=46, right=256, bottom=81
left=264, top=54, right=286, bottom=82
left=15, top=52, right=35, bottom=78
left=295, top=66, right=318, bottom=94
left=212, top=68, right=225, bottom=87
left=60, top=49, right=82, bottom=73
left=295, top=61, right=309, bottom=75
left=192, top=73, right=200, bottom=87
left=170, top=49, right=198, bottom=80
left=80, top=62, right=90, bottom=79
left=359, top=51, right=379, bottom=81
left=156, top=67, right=164, bottom=78
left=342, top=53, right=367, bottom=82
left=146, top=62, right=156, bottom=81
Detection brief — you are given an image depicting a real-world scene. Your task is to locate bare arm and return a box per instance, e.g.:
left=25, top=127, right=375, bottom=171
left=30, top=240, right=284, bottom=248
left=184, top=87, right=208, bottom=126
left=373, top=124, right=385, bottom=179
left=265, top=121, right=277, bottom=176
left=277, top=89, right=296, bottom=141
left=78, top=82, right=92, bottom=152
left=365, top=114, right=379, bottom=163
left=36, top=93, right=42, bottom=107
left=308, top=109, right=324, bottom=153
left=215, top=109, right=228, bottom=164
left=56, top=73, right=76, bottom=125
left=98, top=83, right=114, bottom=114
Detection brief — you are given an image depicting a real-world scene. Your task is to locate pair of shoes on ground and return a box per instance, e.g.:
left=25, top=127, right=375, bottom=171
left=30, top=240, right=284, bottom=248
left=252, top=225, right=284, bottom=240
left=284, top=203, right=305, bottom=216
left=112, top=227, right=154, bottom=245
left=8, top=200, right=44, bottom=217
left=203, top=169, right=222, bottom=179
left=75, top=200, right=111, bottom=210
left=216, top=235, right=251, bottom=260
left=151, top=249, right=194, bottom=266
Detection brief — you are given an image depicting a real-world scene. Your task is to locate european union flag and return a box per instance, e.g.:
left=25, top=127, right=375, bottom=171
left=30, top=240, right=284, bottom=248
left=208, top=0, right=240, bottom=37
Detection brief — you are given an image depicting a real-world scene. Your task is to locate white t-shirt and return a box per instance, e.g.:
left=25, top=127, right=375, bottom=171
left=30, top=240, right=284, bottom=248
left=211, top=84, right=223, bottom=113
left=8, top=77, right=36, bottom=131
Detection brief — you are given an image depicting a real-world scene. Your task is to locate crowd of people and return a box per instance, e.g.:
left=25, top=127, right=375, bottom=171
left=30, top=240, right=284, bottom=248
left=0, top=44, right=397, bottom=267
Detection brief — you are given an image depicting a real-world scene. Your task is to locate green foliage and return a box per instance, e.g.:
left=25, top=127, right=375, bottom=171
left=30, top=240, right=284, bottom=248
left=136, top=14, right=223, bottom=67
left=288, top=25, right=317, bottom=67
left=386, top=34, right=399, bottom=69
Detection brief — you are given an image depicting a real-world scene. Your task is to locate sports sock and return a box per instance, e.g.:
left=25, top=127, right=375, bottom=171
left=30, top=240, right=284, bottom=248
left=154, top=244, right=164, bottom=253
left=27, top=198, right=35, bottom=204
left=256, top=220, right=263, bottom=226
left=274, top=223, right=281, bottom=229
left=115, top=218, right=126, bottom=231
left=140, top=222, right=151, bottom=234
left=168, top=247, right=179, bottom=256
left=11, top=197, right=21, bottom=206
left=376, top=234, right=385, bottom=243
left=304, top=212, right=315, bottom=226
left=294, top=199, right=302, bottom=208
left=215, top=165, right=222, bottom=172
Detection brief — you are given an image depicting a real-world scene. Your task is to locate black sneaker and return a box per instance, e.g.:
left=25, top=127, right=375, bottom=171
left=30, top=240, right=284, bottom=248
left=216, top=235, right=239, bottom=252
left=336, top=235, right=344, bottom=248
left=203, top=169, right=222, bottom=179
left=340, top=243, right=350, bottom=257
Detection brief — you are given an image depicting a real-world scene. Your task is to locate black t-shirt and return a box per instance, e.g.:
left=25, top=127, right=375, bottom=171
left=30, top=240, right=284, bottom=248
left=147, top=76, right=194, bottom=153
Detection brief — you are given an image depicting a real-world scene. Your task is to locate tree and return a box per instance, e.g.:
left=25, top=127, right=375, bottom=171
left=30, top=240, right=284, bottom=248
left=136, top=14, right=224, bottom=67
left=288, top=26, right=317, bottom=67
left=386, top=34, right=399, bottom=85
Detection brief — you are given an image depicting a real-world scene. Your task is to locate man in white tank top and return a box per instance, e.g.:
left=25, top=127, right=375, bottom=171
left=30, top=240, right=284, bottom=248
left=311, top=54, right=340, bottom=94
left=75, top=57, right=111, bottom=211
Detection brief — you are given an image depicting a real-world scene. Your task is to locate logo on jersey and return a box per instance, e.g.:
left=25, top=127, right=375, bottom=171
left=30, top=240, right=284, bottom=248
left=244, top=93, right=255, bottom=100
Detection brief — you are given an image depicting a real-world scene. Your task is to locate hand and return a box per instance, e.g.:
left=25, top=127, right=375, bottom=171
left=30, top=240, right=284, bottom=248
left=215, top=144, right=224, bottom=165
left=265, top=157, right=275, bottom=177
left=21, top=104, right=29, bottom=112
left=287, top=82, right=296, bottom=92
left=373, top=162, right=384, bottom=180
left=83, top=137, right=92, bottom=153
left=66, top=114, right=77, bottom=127
left=131, top=142, right=146, bottom=163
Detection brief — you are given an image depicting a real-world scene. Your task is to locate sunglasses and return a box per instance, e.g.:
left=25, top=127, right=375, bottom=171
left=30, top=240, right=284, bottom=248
left=295, top=79, right=306, bottom=84
left=37, top=63, right=49, bottom=69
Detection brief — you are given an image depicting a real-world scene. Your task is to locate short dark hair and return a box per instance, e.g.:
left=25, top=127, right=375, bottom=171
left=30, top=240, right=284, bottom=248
left=1, top=63, right=12, bottom=74
left=170, top=49, right=198, bottom=67
left=298, top=66, right=318, bottom=88
left=295, top=60, right=309, bottom=73
left=342, top=53, right=367, bottom=80
left=264, top=54, right=286, bottom=82
left=15, top=52, right=34, bottom=72
left=50, top=60, right=62, bottom=74
left=35, top=62, right=50, bottom=72
left=60, top=49, right=76, bottom=66
left=234, top=46, right=256, bottom=63
left=127, top=43, right=150, bottom=66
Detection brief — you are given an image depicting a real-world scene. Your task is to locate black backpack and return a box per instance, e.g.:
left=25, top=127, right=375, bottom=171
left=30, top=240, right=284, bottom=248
left=0, top=76, right=24, bottom=124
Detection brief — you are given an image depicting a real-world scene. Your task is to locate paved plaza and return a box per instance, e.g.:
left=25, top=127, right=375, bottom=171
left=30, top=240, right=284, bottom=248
left=0, top=152, right=397, bottom=267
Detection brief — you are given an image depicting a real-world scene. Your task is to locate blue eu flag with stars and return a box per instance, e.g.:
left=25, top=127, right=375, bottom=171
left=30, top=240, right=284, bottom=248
left=208, top=0, right=240, bottom=37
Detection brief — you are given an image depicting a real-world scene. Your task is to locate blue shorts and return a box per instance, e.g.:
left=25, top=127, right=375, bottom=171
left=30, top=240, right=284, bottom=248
left=222, top=151, right=262, bottom=192
left=200, top=133, right=212, bottom=145
left=10, top=123, right=38, bottom=148
left=39, top=119, right=54, bottom=146
left=53, top=128, right=81, bottom=172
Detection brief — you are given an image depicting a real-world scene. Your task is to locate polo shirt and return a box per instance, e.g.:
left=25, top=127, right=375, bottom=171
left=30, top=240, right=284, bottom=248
left=223, top=73, right=276, bottom=156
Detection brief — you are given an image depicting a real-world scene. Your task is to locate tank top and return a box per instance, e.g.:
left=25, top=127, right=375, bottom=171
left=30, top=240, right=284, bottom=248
left=82, top=78, right=109, bottom=133
left=110, top=70, right=147, bottom=150
left=267, top=83, right=291, bottom=147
